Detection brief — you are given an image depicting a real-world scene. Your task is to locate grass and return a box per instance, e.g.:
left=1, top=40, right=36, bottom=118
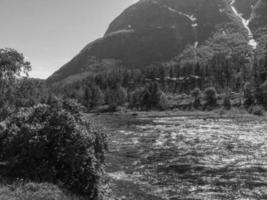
left=0, top=182, right=86, bottom=200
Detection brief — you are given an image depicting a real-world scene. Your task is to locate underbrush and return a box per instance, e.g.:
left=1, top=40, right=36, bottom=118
left=0, top=182, right=86, bottom=200
left=0, top=99, right=107, bottom=199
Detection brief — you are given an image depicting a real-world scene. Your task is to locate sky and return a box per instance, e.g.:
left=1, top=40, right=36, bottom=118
left=0, top=0, right=138, bottom=79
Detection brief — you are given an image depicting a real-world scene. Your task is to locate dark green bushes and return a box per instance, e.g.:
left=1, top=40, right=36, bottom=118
left=105, top=85, right=127, bottom=110
left=0, top=182, right=86, bottom=200
left=191, top=88, right=201, bottom=109
left=203, top=87, right=217, bottom=109
left=248, top=105, right=264, bottom=116
left=84, top=84, right=104, bottom=109
left=260, top=81, right=267, bottom=109
left=223, top=95, right=232, bottom=110
left=243, top=82, right=254, bottom=108
left=0, top=99, right=106, bottom=199
left=130, top=82, right=168, bottom=110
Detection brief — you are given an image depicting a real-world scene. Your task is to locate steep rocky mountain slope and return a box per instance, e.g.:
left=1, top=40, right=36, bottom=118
left=47, top=0, right=267, bottom=85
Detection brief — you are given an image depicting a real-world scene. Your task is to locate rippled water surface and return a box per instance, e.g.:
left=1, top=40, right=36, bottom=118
left=97, top=114, right=267, bottom=200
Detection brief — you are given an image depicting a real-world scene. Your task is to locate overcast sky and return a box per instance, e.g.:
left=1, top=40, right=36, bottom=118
left=0, top=0, right=138, bottom=79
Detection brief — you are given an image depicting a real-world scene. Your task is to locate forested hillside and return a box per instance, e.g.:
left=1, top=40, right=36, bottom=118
left=47, top=0, right=267, bottom=87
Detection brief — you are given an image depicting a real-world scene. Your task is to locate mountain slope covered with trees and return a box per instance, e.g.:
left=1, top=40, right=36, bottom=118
left=47, top=0, right=267, bottom=85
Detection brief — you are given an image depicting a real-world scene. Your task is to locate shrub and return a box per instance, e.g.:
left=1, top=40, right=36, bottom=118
left=203, top=87, right=217, bottom=108
left=129, top=82, right=168, bottom=110
left=243, top=82, right=254, bottom=108
left=105, top=86, right=127, bottom=109
left=248, top=105, right=264, bottom=116
left=255, top=86, right=263, bottom=105
left=84, top=85, right=104, bottom=109
left=0, top=182, right=86, bottom=200
left=158, top=92, right=169, bottom=110
left=129, top=88, right=144, bottom=109
left=0, top=99, right=107, bottom=199
left=260, top=81, right=267, bottom=109
left=223, top=95, right=231, bottom=110
left=0, top=48, right=31, bottom=121
left=191, top=88, right=201, bottom=109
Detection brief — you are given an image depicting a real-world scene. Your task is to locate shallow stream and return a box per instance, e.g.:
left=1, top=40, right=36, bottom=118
left=97, top=114, right=267, bottom=200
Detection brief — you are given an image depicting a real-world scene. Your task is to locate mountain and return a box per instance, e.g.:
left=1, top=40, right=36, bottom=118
left=47, top=0, right=267, bottom=85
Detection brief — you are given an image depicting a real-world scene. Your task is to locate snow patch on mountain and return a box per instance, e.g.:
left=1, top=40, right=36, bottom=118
left=230, top=0, right=258, bottom=49
left=166, top=6, right=197, bottom=23
left=152, top=2, right=199, bottom=49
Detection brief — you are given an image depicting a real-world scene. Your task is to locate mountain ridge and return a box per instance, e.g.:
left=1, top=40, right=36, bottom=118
left=47, top=0, right=267, bottom=86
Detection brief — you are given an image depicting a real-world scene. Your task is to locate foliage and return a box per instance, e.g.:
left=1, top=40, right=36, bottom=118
left=0, top=48, right=32, bottom=120
left=0, top=182, right=86, bottom=200
left=0, top=99, right=107, bottom=198
left=248, top=105, right=264, bottom=116
left=105, top=85, right=127, bottom=109
left=243, top=82, right=254, bottom=108
left=0, top=48, right=31, bottom=80
left=48, top=27, right=267, bottom=112
left=129, top=88, right=144, bottom=110
left=84, top=84, right=104, bottom=109
left=191, top=88, right=202, bottom=109
left=260, top=81, right=267, bottom=109
left=130, top=82, right=168, bottom=110
left=203, top=87, right=217, bottom=108
left=158, top=92, right=169, bottom=110
left=223, top=95, right=232, bottom=110
left=14, top=78, right=49, bottom=107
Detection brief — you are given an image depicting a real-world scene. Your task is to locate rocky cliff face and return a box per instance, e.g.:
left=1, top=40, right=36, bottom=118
left=47, top=0, right=267, bottom=85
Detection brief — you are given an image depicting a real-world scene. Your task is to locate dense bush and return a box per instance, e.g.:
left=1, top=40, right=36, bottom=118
left=0, top=99, right=106, bottom=199
left=260, top=81, right=267, bottom=109
left=203, top=87, right=217, bottom=108
left=105, top=86, right=127, bottom=110
left=0, top=48, right=32, bottom=121
left=130, top=82, right=168, bottom=110
left=0, top=182, right=86, bottom=200
left=158, top=92, right=169, bottom=110
left=223, top=95, right=232, bottom=110
left=243, top=82, right=254, bottom=108
left=191, top=88, right=201, bottom=109
left=248, top=105, right=264, bottom=116
left=84, top=85, right=104, bottom=109
left=129, top=88, right=144, bottom=109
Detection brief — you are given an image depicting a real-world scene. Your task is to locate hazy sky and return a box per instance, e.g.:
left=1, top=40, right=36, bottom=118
left=0, top=0, right=138, bottom=79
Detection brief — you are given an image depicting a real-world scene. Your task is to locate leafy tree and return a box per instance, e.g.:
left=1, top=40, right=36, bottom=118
left=14, top=78, right=49, bottom=107
left=191, top=88, right=201, bottom=109
left=129, top=88, right=144, bottom=110
left=203, top=87, right=217, bottom=108
left=0, top=99, right=106, bottom=198
left=223, top=95, right=232, bottom=110
left=130, top=82, right=168, bottom=110
left=84, top=84, right=104, bottom=109
left=260, top=81, right=267, bottom=109
left=243, top=82, right=254, bottom=108
left=0, top=48, right=31, bottom=120
left=105, top=85, right=127, bottom=110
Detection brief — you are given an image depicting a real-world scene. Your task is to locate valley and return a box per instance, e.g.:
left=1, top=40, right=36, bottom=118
left=1, top=0, right=267, bottom=200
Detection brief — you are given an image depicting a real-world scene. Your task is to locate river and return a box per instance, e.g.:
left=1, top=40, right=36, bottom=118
left=97, top=113, right=267, bottom=200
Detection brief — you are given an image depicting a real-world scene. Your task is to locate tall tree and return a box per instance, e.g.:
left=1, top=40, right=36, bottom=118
left=0, top=48, right=31, bottom=120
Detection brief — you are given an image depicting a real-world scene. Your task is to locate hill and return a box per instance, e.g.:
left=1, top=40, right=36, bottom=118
left=47, top=0, right=267, bottom=86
